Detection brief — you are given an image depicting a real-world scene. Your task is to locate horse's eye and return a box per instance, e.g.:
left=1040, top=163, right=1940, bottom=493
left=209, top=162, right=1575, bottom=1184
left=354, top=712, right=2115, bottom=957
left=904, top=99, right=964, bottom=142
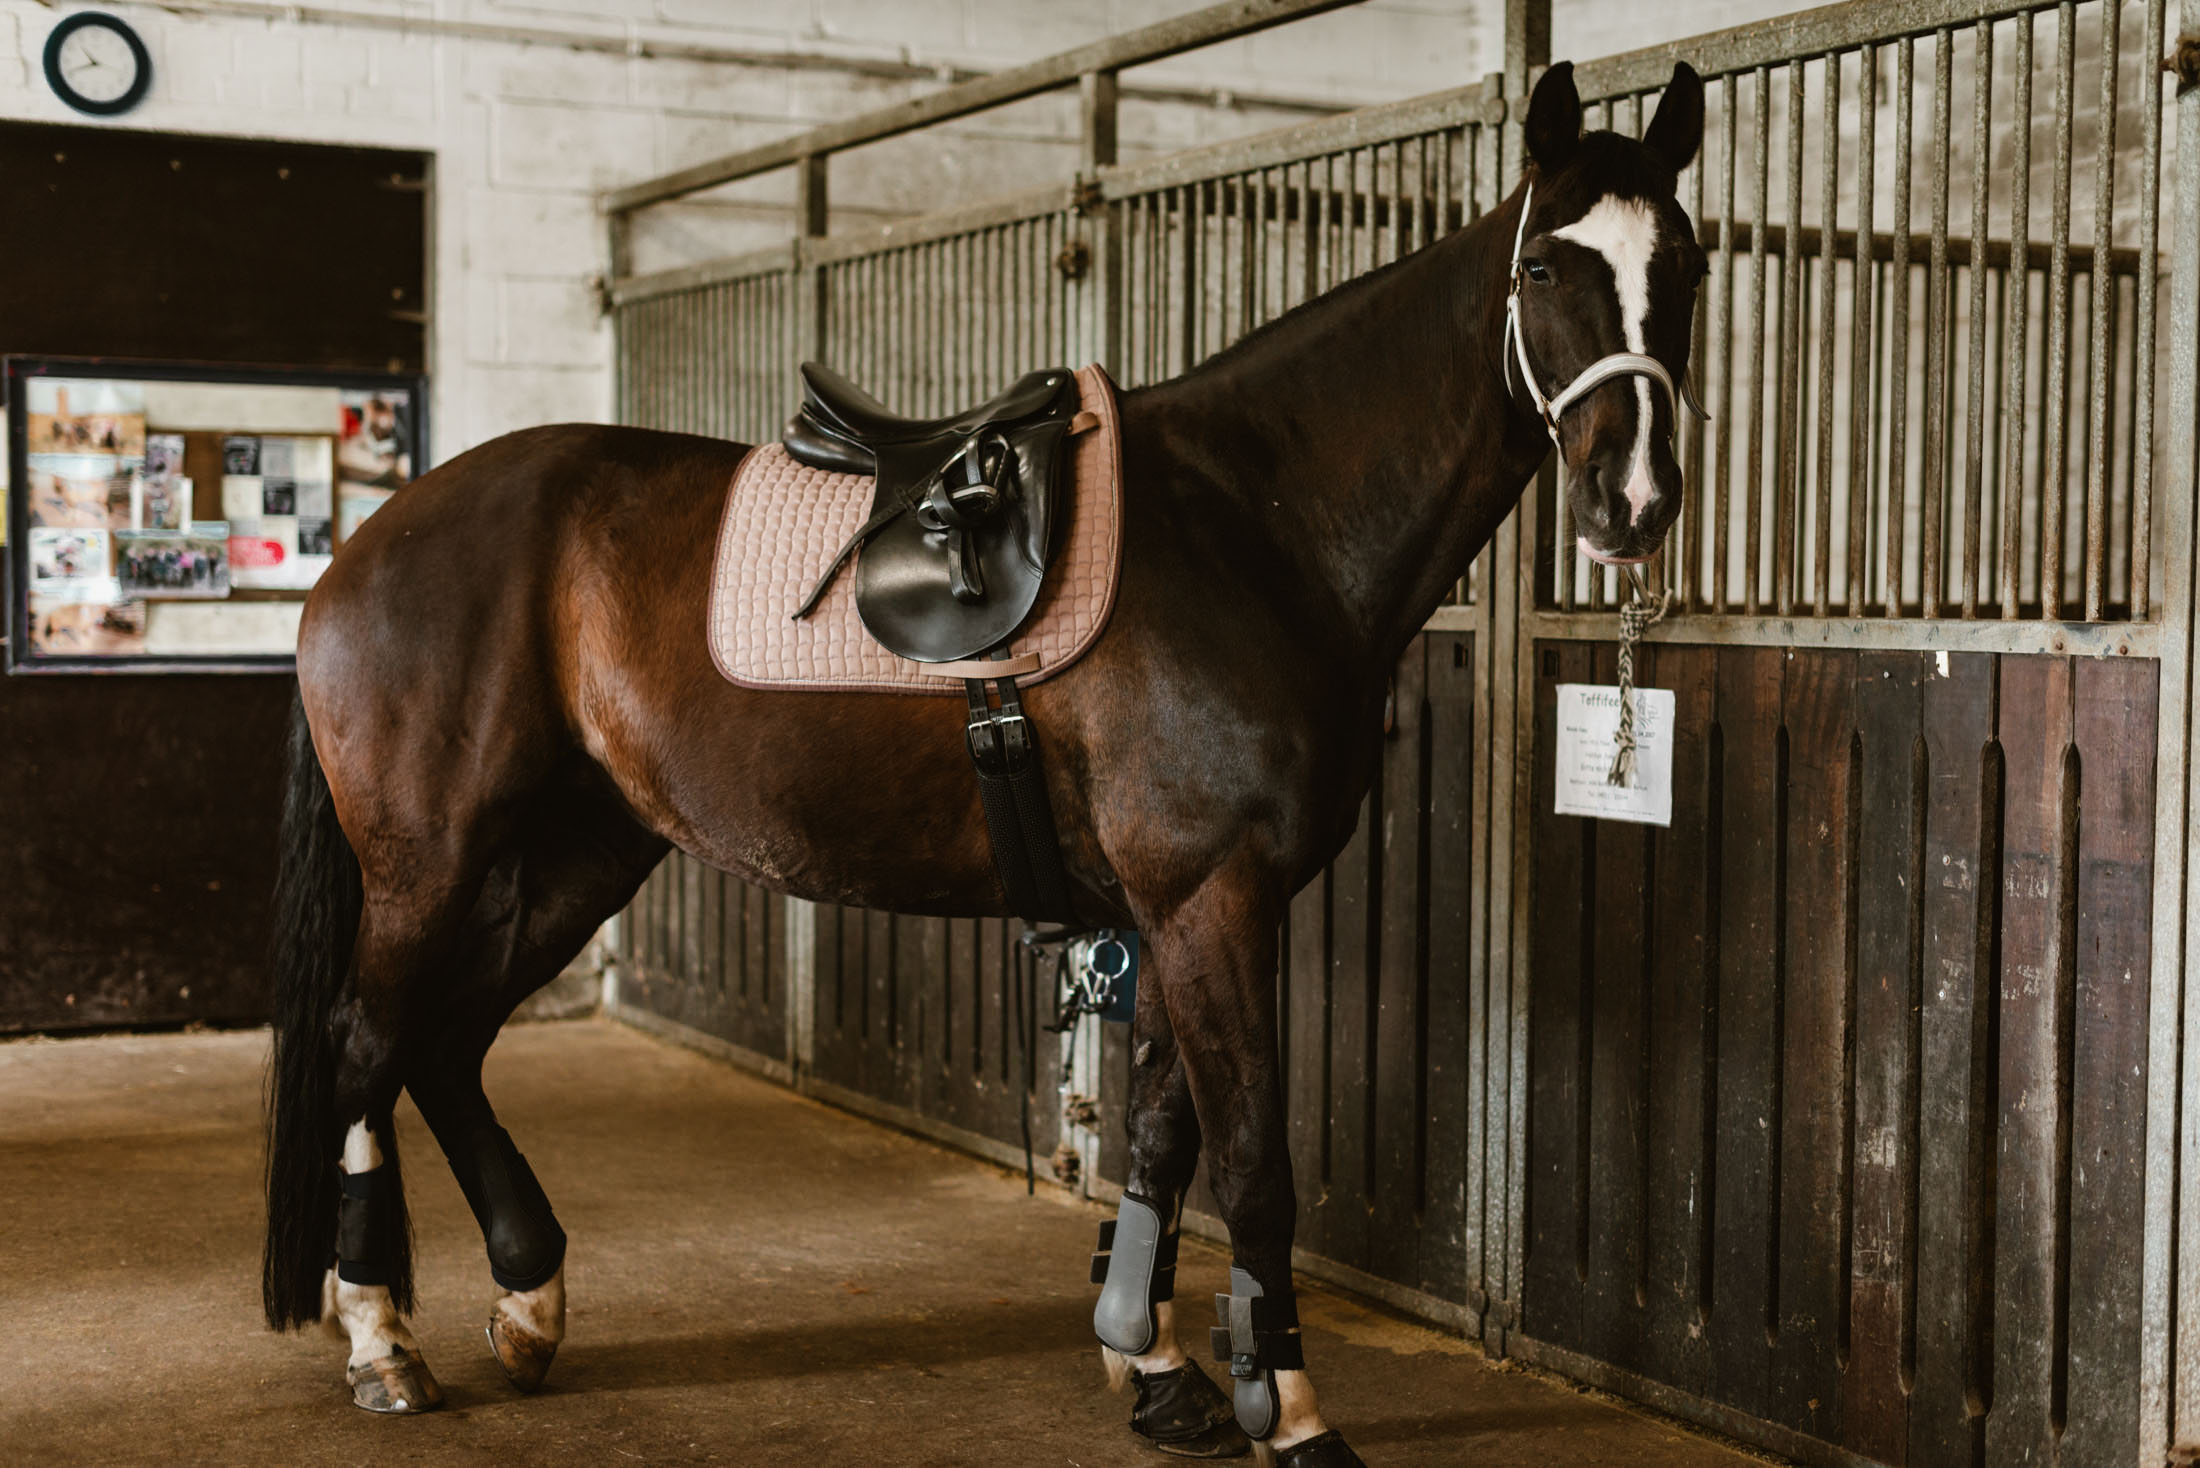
left=1522, top=259, right=1551, bottom=284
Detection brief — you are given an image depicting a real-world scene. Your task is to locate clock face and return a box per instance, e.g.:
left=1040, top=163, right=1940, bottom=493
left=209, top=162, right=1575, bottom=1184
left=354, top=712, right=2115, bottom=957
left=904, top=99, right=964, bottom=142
left=44, top=15, right=151, bottom=116
left=56, top=25, right=140, bottom=104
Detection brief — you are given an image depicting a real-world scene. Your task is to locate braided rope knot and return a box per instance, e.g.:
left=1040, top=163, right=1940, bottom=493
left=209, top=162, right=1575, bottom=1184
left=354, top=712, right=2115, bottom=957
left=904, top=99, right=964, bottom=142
left=1609, top=573, right=1670, bottom=787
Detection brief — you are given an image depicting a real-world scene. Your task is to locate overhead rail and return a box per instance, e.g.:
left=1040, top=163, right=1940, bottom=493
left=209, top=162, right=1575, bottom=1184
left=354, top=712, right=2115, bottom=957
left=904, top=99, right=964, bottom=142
left=600, top=0, right=1369, bottom=219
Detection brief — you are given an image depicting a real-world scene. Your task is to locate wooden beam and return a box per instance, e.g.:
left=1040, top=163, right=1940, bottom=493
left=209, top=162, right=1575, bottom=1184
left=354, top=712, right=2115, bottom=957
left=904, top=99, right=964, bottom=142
left=601, top=0, right=1367, bottom=215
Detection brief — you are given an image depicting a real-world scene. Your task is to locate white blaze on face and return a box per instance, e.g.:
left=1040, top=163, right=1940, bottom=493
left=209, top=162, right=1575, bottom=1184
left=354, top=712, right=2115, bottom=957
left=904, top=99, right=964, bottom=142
left=1553, top=196, right=1662, bottom=527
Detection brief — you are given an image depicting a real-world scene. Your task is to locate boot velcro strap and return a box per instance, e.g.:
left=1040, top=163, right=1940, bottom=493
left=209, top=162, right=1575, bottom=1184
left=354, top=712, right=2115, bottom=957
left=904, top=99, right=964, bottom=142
left=1209, top=1288, right=1306, bottom=1376
left=1207, top=1326, right=1307, bottom=1376
left=1090, top=1218, right=1117, bottom=1284
left=1150, top=1227, right=1180, bottom=1301
left=1092, top=1216, right=1180, bottom=1299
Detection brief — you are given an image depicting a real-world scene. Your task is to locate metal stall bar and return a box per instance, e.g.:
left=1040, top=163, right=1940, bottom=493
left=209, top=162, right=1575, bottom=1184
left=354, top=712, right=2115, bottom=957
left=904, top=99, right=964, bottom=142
left=1999, top=13, right=2034, bottom=621
left=2079, top=0, right=2119, bottom=621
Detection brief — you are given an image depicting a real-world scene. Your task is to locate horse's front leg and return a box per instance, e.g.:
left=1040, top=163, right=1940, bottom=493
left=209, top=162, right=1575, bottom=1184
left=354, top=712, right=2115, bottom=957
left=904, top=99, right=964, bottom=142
left=1141, top=857, right=1364, bottom=1466
left=1093, top=961, right=1249, bottom=1458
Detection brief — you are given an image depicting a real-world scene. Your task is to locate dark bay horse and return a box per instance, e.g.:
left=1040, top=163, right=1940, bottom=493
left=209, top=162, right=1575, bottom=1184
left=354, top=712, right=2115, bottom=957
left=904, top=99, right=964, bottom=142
left=263, top=60, right=1705, bottom=1465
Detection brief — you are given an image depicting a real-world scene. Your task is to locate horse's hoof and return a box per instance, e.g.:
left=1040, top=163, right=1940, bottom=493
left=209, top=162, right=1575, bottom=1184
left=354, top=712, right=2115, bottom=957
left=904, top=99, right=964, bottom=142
left=1274, top=1430, right=1365, bottom=1467
left=1131, top=1360, right=1252, bottom=1458
left=486, top=1306, right=560, bottom=1393
left=346, top=1345, right=445, bottom=1414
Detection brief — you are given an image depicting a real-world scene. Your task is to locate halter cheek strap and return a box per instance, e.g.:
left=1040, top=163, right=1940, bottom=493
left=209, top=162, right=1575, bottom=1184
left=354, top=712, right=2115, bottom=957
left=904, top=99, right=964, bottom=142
left=1503, top=181, right=1711, bottom=445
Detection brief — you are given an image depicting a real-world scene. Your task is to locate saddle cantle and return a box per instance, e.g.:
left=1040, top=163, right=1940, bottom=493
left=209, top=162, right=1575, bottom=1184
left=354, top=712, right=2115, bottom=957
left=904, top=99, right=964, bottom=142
left=784, top=363, right=1082, bottom=664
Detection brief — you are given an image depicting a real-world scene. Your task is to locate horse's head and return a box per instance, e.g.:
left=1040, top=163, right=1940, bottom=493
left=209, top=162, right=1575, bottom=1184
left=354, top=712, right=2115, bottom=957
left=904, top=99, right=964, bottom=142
left=1507, top=59, right=1706, bottom=565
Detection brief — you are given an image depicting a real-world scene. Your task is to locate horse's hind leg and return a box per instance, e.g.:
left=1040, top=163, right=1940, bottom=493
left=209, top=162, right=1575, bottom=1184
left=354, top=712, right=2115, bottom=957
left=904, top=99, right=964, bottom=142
left=405, top=793, right=665, bottom=1394
left=1094, top=971, right=1249, bottom=1457
left=324, top=883, right=483, bottom=1414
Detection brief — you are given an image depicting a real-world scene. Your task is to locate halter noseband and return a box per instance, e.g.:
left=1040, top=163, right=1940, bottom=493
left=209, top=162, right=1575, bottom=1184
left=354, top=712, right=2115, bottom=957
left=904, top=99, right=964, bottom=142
left=1502, top=181, right=1710, bottom=445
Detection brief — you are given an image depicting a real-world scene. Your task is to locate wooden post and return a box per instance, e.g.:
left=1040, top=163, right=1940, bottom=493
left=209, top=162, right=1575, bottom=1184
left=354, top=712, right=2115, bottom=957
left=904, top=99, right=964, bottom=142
left=783, top=150, right=832, bottom=1081
left=1079, top=70, right=1123, bottom=380
left=2146, top=3, right=2200, bottom=1458
left=1488, top=0, right=1549, bottom=1358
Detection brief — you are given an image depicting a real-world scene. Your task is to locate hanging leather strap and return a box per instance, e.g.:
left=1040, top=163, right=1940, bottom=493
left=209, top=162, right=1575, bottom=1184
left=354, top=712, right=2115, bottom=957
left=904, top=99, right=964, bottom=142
left=964, top=656, right=1078, bottom=925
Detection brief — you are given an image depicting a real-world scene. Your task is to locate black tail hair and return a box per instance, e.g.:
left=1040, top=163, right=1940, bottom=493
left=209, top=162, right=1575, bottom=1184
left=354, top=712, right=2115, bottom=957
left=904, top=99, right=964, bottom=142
left=262, top=691, right=413, bottom=1327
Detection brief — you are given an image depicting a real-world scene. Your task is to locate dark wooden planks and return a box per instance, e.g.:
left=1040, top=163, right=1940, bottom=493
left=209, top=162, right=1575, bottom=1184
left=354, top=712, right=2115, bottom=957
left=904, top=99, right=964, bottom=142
left=1907, top=652, right=1994, bottom=1468
left=1525, top=639, right=1595, bottom=1347
left=1988, top=656, right=2074, bottom=1467
left=2061, top=658, right=2154, bottom=1468
left=1642, top=643, right=1719, bottom=1399
left=976, top=918, right=1018, bottom=1145
left=1844, top=651, right=1926, bottom=1466
left=864, top=907, right=897, bottom=1102
left=1582, top=641, right=1655, bottom=1376
left=1371, top=639, right=1430, bottom=1289
left=1704, top=645, right=1785, bottom=1423
left=1769, top=647, right=1855, bottom=1439
left=1420, top=629, right=1475, bottom=1304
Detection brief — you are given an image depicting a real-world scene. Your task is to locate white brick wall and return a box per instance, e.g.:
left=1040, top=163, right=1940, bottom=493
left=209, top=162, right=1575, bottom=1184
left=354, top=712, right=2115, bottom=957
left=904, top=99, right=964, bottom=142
left=0, top=0, right=1764, bottom=458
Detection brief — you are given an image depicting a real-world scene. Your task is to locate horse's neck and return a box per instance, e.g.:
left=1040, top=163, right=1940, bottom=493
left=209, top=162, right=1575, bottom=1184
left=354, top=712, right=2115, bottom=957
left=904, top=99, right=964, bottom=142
left=1130, top=195, right=1547, bottom=664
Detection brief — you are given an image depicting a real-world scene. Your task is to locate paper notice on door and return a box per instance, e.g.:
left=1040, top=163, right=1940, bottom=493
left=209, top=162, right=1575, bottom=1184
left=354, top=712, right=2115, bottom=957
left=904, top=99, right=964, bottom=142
left=1554, top=683, right=1675, bottom=826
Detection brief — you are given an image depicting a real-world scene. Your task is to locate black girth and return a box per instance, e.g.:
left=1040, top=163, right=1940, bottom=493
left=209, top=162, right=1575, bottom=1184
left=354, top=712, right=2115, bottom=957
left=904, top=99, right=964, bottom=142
left=963, top=656, right=1077, bottom=926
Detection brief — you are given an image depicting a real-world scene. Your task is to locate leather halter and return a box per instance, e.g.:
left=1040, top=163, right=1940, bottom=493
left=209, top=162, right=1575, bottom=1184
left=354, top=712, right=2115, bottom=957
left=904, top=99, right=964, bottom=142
left=1502, top=181, right=1709, bottom=444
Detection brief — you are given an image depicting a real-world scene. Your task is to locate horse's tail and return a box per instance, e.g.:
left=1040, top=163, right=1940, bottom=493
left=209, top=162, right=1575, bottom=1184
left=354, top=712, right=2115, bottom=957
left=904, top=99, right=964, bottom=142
left=263, top=690, right=373, bottom=1329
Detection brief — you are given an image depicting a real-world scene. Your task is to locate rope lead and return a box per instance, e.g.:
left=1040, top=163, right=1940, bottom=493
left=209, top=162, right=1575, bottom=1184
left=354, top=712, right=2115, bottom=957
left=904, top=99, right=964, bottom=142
left=1609, top=567, right=1670, bottom=788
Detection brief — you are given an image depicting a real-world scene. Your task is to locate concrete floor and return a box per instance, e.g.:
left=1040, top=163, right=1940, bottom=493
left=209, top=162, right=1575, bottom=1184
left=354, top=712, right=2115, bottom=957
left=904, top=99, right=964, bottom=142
left=0, top=1018, right=1768, bottom=1467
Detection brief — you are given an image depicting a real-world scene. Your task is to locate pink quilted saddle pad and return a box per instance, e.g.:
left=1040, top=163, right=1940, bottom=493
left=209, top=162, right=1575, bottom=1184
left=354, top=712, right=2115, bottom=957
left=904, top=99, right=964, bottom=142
left=709, top=364, right=1123, bottom=695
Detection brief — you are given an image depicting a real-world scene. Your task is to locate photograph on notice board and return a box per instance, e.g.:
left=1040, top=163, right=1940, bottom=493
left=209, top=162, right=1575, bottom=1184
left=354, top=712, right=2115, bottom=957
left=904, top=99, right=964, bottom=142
left=28, top=526, right=118, bottom=605
left=117, top=525, right=230, bottom=600
left=27, top=454, right=132, bottom=529
left=338, top=390, right=410, bottom=489
left=137, top=434, right=192, bottom=530
left=223, top=435, right=334, bottom=589
left=28, top=597, right=147, bottom=658
left=24, top=378, right=146, bottom=457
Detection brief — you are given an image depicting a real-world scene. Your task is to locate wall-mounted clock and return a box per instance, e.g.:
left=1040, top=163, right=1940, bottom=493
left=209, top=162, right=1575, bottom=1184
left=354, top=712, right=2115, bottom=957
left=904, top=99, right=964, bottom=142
left=43, top=13, right=153, bottom=118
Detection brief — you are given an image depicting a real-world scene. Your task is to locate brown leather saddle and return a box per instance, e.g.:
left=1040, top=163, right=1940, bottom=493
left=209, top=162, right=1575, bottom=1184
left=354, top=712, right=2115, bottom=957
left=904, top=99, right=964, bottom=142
left=784, top=362, right=1081, bottom=664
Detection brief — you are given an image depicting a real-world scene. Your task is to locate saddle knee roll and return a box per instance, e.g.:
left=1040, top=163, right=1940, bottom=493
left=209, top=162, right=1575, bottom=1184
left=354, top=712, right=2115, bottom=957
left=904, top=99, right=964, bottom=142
left=453, top=1124, right=567, bottom=1294
left=1091, top=1191, right=1179, bottom=1356
left=1209, top=1266, right=1306, bottom=1441
left=335, top=1165, right=397, bottom=1288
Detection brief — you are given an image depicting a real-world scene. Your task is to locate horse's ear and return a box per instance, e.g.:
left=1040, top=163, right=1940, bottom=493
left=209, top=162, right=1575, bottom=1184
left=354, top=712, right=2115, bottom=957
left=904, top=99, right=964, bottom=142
left=1643, top=62, right=1704, bottom=173
left=1526, top=62, right=1581, bottom=173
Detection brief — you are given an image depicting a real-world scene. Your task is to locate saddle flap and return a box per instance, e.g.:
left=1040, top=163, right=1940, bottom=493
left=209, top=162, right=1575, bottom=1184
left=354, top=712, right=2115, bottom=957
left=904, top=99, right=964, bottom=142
left=853, top=411, right=1076, bottom=662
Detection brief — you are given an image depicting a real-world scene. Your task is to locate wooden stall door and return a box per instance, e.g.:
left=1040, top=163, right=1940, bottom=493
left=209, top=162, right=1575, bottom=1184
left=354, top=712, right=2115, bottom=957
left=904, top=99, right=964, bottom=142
left=1523, top=643, right=2154, bottom=1468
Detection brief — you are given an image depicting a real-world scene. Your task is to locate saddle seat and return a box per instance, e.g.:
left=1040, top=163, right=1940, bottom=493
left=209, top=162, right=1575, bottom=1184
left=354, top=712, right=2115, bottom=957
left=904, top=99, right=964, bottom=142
left=784, top=362, right=1071, bottom=476
left=780, top=361, right=1084, bottom=665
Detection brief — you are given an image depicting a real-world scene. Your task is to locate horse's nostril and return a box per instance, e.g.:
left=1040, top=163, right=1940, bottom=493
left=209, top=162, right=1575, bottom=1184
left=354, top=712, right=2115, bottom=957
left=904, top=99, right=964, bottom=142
left=1575, top=464, right=1606, bottom=527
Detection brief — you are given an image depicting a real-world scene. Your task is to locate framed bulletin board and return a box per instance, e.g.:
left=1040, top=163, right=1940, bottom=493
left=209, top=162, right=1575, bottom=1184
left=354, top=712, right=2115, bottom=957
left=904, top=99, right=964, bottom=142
left=6, top=357, right=428, bottom=673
